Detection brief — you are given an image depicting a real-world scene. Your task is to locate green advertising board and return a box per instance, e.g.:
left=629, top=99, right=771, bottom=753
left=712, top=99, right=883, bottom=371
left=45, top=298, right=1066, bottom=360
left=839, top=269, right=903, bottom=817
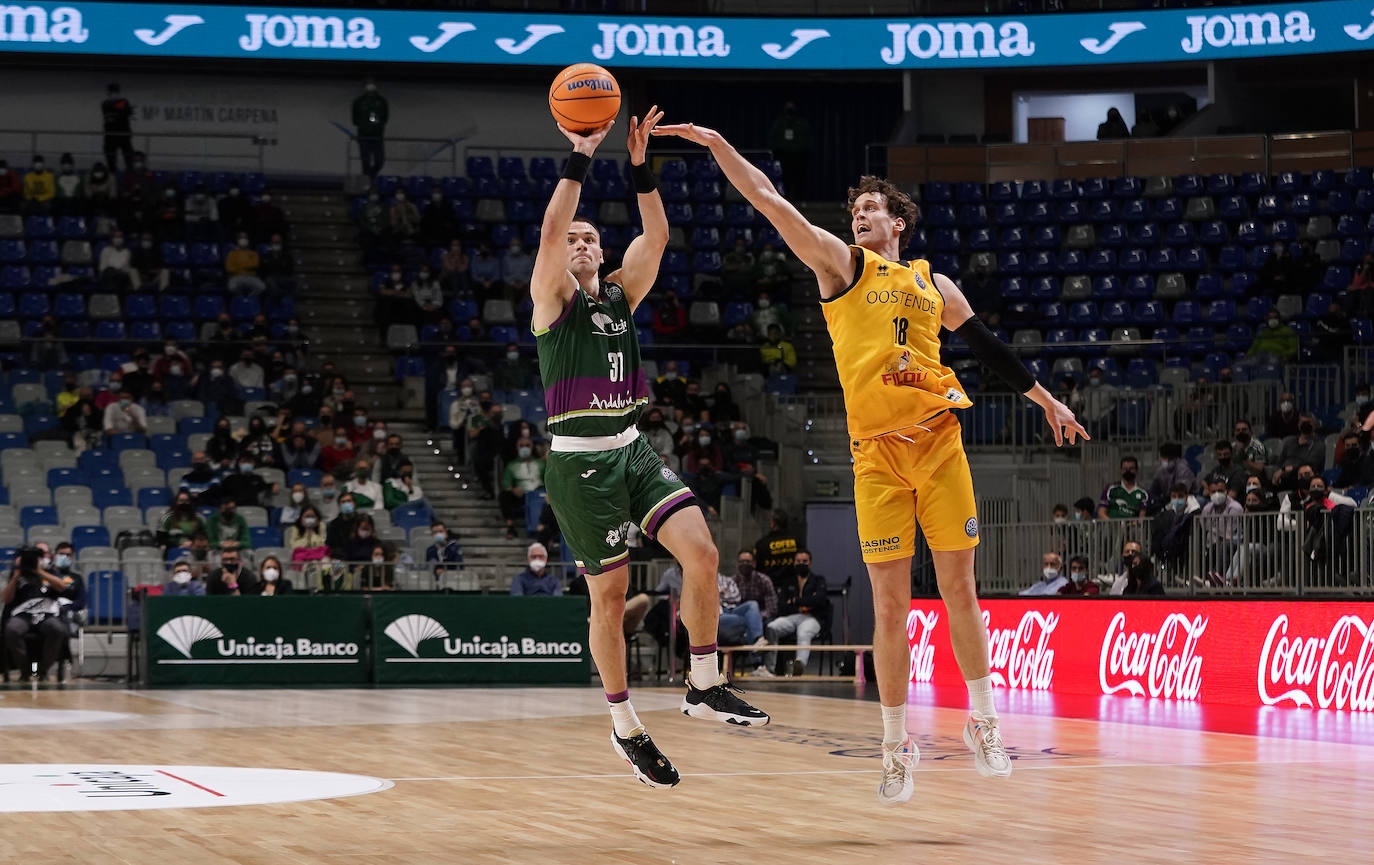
left=143, top=596, right=370, bottom=686
left=371, top=595, right=591, bottom=685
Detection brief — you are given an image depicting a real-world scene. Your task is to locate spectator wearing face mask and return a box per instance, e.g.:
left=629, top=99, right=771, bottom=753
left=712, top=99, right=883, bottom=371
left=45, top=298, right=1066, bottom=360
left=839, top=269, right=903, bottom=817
left=98, top=231, right=138, bottom=292
left=639, top=408, right=676, bottom=463
left=278, top=483, right=312, bottom=527
left=326, top=493, right=357, bottom=555
left=759, top=324, right=797, bottom=374
left=251, top=189, right=288, bottom=244
left=499, top=439, right=544, bottom=539
left=287, top=505, right=328, bottom=564
left=102, top=388, right=147, bottom=436
left=0, top=159, right=20, bottom=212
left=1233, top=420, right=1267, bottom=476
left=749, top=292, right=793, bottom=339
left=1057, top=555, right=1099, bottom=596
left=510, top=543, right=560, bottom=595
left=1266, top=392, right=1302, bottom=439
left=1151, top=482, right=1199, bottom=578
left=22, top=154, right=55, bottom=212
left=197, top=361, right=243, bottom=416
left=493, top=343, right=534, bottom=391
left=280, top=430, right=321, bottom=471
left=410, top=266, right=443, bottom=318
left=653, top=294, right=688, bottom=342
left=207, top=549, right=258, bottom=596
left=1279, top=418, right=1326, bottom=474
left=53, top=153, right=82, bottom=215
left=1203, top=439, right=1249, bottom=497
left=221, top=453, right=276, bottom=507
left=358, top=189, right=387, bottom=244
left=3, top=549, right=80, bottom=680
left=207, top=497, right=252, bottom=553
left=420, top=190, right=457, bottom=247
left=1198, top=474, right=1243, bottom=583
left=384, top=461, right=425, bottom=510
left=178, top=451, right=221, bottom=505
left=256, top=556, right=293, bottom=596
left=372, top=433, right=408, bottom=481
left=653, top=361, right=687, bottom=406
left=346, top=410, right=373, bottom=448
left=163, top=561, right=206, bottom=596
left=128, top=231, right=170, bottom=291
left=1098, top=456, right=1146, bottom=519
left=160, top=491, right=207, bottom=550
left=259, top=233, right=296, bottom=298
left=439, top=239, right=470, bottom=294
left=225, top=232, right=266, bottom=296
left=469, top=243, right=501, bottom=298
left=83, top=161, right=118, bottom=216
left=389, top=188, right=420, bottom=241
left=320, top=426, right=357, bottom=474
left=336, top=513, right=378, bottom=565
left=238, top=416, right=276, bottom=465
left=1148, top=442, right=1196, bottom=512
left=344, top=458, right=384, bottom=512
left=684, top=427, right=724, bottom=474
left=500, top=237, right=534, bottom=300
left=182, top=181, right=219, bottom=241
left=428, top=348, right=464, bottom=427
left=425, top=521, right=463, bottom=583
left=1020, top=552, right=1067, bottom=596
left=1248, top=311, right=1299, bottom=362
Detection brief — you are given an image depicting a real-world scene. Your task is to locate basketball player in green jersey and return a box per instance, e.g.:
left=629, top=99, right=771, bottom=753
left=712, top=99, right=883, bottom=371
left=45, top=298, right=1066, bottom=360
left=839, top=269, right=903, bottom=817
left=531, top=108, right=769, bottom=788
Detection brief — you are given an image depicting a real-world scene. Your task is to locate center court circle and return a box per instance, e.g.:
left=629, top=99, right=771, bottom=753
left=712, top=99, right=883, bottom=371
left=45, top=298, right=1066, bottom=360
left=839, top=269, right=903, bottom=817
left=0, top=765, right=393, bottom=812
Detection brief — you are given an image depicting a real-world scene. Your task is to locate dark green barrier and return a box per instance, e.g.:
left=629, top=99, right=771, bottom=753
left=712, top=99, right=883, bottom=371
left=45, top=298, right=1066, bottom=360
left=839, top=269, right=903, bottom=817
left=143, top=596, right=370, bottom=686
left=372, top=595, right=590, bottom=685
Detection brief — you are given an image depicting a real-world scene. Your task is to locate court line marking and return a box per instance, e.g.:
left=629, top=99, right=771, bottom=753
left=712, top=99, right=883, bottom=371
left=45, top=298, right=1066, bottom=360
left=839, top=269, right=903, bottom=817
left=386, top=758, right=1364, bottom=782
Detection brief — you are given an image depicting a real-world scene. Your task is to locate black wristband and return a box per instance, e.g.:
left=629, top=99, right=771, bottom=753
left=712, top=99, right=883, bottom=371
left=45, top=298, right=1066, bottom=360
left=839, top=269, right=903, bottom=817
left=630, top=161, right=657, bottom=194
left=562, top=151, right=591, bottom=184
left=956, top=316, right=1036, bottom=394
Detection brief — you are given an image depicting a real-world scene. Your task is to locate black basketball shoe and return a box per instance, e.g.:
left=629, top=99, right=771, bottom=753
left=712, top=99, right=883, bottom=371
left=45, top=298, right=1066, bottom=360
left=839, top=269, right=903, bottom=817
left=611, top=729, right=681, bottom=788
left=681, top=675, right=771, bottom=726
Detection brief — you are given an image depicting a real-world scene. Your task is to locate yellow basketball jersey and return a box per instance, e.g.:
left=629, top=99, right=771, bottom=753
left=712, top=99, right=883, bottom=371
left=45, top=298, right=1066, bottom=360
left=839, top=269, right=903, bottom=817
left=820, top=245, right=971, bottom=439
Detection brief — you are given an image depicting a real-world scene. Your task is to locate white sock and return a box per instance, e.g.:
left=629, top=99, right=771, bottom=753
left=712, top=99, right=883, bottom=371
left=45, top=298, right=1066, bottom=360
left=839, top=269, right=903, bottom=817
left=881, top=703, right=908, bottom=746
left=689, top=651, right=719, bottom=690
left=608, top=699, right=643, bottom=738
left=967, top=675, right=998, bottom=719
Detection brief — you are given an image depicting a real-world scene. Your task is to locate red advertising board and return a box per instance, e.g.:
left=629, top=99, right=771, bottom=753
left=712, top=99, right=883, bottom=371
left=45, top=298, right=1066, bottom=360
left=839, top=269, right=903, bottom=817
left=907, top=599, right=1374, bottom=713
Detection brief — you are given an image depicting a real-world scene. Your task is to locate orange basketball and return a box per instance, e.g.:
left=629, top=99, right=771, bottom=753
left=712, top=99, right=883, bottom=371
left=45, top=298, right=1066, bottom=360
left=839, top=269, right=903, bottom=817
left=549, top=63, right=621, bottom=134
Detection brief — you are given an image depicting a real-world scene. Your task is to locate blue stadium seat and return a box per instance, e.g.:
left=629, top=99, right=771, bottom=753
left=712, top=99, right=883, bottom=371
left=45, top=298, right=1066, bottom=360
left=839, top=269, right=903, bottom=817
left=1194, top=274, right=1223, bottom=299
left=53, top=293, right=85, bottom=319
left=998, top=251, right=1024, bottom=274
left=1133, top=300, right=1165, bottom=325
left=1087, top=249, right=1116, bottom=274
left=1056, top=200, right=1084, bottom=223
left=1125, top=359, right=1157, bottom=389
left=1024, top=202, right=1052, bottom=224
left=86, top=571, right=125, bottom=624
left=988, top=181, right=1015, bottom=202
left=1113, top=176, right=1142, bottom=198
left=0, top=431, right=27, bottom=451
left=194, top=295, right=225, bottom=320
left=1087, top=200, right=1116, bottom=223
left=765, top=374, right=797, bottom=395
left=1174, top=174, right=1203, bottom=197
left=1223, top=323, right=1253, bottom=352
left=93, top=485, right=132, bottom=509
left=1217, top=246, right=1246, bottom=272
left=392, top=504, right=432, bottom=531
left=1352, top=319, right=1374, bottom=344
left=1118, top=248, right=1148, bottom=272
left=1129, top=223, right=1159, bottom=246
left=1178, top=246, right=1206, bottom=272
left=1270, top=218, right=1297, bottom=241
left=137, top=486, right=171, bottom=510
left=20, top=506, right=57, bottom=529
left=1102, top=301, right=1130, bottom=325
left=1173, top=301, right=1201, bottom=325
left=1120, top=199, right=1148, bottom=222
left=71, top=525, right=111, bottom=552
left=1274, top=172, right=1301, bottom=194
left=1321, top=266, right=1351, bottom=292
left=1067, top=301, right=1098, bottom=326
left=999, top=226, right=1026, bottom=248
left=1326, top=190, right=1351, bottom=214
left=1303, top=293, right=1333, bottom=319
left=47, top=467, right=86, bottom=488
left=1091, top=276, right=1122, bottom=299
left=251, top=526, right=282, bottom=548
left=125, top=294, right=156, bottom=320
left=1154, top=198, right=1182, bottom=221
left=956, top=204, right=987, bottom=227
left=1098, top=223, right=1126, bottom=247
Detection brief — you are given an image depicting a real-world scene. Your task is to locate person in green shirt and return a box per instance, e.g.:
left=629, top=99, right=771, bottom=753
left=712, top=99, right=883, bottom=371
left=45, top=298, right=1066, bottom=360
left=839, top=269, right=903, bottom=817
left=159, top=490, right=207, bottom=552
left=351, top=78, right=389, bottom=179
left=1247, top=311, right=1299, bottom=362
left=1097, top=456, right=1148, bottom=519
left=499, top=438, right=544, bottom=540
left=206, top=498, right=252, bottom=552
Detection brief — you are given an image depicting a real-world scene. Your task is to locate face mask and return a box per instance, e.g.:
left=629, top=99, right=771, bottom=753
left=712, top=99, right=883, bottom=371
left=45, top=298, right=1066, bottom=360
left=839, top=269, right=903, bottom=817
left=373, top=428, right=387, bottom=440
left=528, top=557, right=547, bottom=573
left=210, top=368, right=224, bottom=378
left=355, top=469, right=370, bottom=481
left=354, top=416, right=367, bottom=427
left=113, top=237, right=126, bottom=248
left=1299, top=423, right=1314, bottom=437
left=1358, top=394, right=1370, bottom=404
left=109, top=381, right=122, bottom=392
left=1070, top=570, right=1086, bottom=583
left=665, top=372, right=678, bottom=381
left=1236, top=431, right=1251, bottom=444
left=1310, top=488, right=1327, bottom=500
left=433, top=532, right=447, bottom=544
left=738, top=563, right=754, bottom=577
left=1122, top=470, right=1137, bottom=484
left=506, top=351, right=519, bottom=362
left=1267, top=319, right=1280, bottom=329
left=1160, top=459, right=1173, bottom=470
left=1088, top=378, right=1103, bottom=387
left=734, top=429, right=748, bottom=442
left=302, top=516, right=318, bottom=528
left=239, top=462, right=254, bottom=473
left=1122, top=555, right=1136, bottom=570
left=372, top=555, right=384, bottom=563
left=302, top=384, right=313, bottom=394
left=120, top=398, right=132, bottom=408
left=1053, top=516, right=1067, bottom=525
left=172, top=570, right=192, bottom=585
left=698, top=435, right=712, bottom=447
left=1210, top=491, right=1229, bottom=506
left=291, top=491, right=305, bottom=504
left=1042, top=567, right=1059, bottom=580
left=164, top=343, right=178, bottom=356
left=1280, top=401, right=1294, bottom=413
left=260, top=567, right=280, bottom=583
left=55, top=554, right=71, bottom=569
left=222, top=560, right=239, bottom=572
left=322, top=488, right=337, bottom=499
left=340, top=502, right=355, bottom=515
left=460, top=386, right=473, bottom=396
left=518, top=447, right=532, bottom=459
left=1170, top=498, right=1186, bottom=512
left=357, top=528, right=372, bottom=539
left=335, top=436, right=348, bottom=447
left=261, top=194, right=272, bottom=204
left=238, top=238, right=250, bottom=248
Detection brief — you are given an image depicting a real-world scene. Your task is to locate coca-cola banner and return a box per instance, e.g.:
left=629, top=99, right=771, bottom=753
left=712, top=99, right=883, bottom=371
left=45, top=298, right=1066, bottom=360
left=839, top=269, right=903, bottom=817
left=908, top=599, right=1374, bottom=713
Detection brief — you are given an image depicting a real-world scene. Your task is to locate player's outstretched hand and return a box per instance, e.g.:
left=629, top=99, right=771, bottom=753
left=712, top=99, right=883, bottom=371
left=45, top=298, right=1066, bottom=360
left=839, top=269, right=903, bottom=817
left=1043, top=398, right=1090, bottom=447
left=652, top=122, right=721, bottom=147
left=627, top=105, right=665, bottom=165
left=558, top=119, right=615, bottom=155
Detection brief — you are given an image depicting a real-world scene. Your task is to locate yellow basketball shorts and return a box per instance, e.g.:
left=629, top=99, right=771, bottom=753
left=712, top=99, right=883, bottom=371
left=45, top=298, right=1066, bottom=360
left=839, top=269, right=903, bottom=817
left=850, top=410, right=979, bottom=562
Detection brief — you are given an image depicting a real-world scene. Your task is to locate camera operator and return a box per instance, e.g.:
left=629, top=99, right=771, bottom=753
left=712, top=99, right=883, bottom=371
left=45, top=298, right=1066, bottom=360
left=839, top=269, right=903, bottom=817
left=3, top=548, right=79, bottom=680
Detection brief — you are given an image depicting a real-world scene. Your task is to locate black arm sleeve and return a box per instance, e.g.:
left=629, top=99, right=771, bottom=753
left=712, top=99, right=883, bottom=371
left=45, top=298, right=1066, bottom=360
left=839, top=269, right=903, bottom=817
left=955, top=316, right=1035, bottom=394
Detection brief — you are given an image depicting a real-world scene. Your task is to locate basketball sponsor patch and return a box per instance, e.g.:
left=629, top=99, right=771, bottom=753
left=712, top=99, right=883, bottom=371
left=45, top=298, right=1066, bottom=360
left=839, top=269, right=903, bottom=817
left=661, top=466, right=678, bottom=482
left=965, top=517, right=979, bottom=538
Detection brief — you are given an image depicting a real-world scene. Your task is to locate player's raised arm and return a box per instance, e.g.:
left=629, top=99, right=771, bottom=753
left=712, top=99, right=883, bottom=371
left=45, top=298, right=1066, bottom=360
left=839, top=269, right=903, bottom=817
left=934, top=271, right=1090, bottom=447
left=609, top=106, right=668, bottom=312
left=653, top=121, right=853, bottom=295
left=531, top=120, right=614, bottom=331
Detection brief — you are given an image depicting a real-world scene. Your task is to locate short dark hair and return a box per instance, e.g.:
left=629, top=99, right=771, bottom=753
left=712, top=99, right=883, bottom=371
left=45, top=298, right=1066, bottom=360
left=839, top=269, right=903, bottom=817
left=795, top=548, right=811, bottom=558
left=1159, top=442, right=1182, bottom=459
left=1052, top=503, right=1068, bottom=513
left=567, top=218, right=600, bottom=239
left=844, top=176, right=919, bottom=248
left=1215, top=439, right=1232, bottom=452
left=1073, top=497, right=1095, bottom=513
left=1170, top=482, right=1189, bottom=496
left=1069, top=555, right=1088, bottom=569
left=737, top=549, right=754, bottom=558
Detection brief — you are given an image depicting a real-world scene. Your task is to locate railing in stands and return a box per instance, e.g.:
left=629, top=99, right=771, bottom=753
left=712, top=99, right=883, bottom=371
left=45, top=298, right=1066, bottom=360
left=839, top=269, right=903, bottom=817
left=0, top=130, right=271, bottom=174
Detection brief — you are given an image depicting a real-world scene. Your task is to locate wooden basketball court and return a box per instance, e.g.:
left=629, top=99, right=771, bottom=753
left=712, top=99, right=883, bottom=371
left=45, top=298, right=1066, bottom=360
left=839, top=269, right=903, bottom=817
left=0, top=683, right=1370, bottom=863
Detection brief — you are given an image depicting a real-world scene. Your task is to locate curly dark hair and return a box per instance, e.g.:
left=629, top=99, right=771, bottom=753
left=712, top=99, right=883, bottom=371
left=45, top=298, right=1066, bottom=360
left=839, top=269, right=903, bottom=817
left=844, top=176, right=920, bottom=248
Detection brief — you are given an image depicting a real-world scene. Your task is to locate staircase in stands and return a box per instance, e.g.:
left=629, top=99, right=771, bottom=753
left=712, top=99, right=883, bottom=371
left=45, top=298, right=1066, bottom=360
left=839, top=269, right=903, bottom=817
left=277, top=188, right=529, bottom=582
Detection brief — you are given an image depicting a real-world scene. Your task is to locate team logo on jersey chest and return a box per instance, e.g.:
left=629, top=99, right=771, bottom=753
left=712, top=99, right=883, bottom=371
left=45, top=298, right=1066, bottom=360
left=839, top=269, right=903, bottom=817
left=876, top=263, right=890, bottom=278
left=590, top=311, right=629, bottom=336
left=603, top=284, right=624, bottom=302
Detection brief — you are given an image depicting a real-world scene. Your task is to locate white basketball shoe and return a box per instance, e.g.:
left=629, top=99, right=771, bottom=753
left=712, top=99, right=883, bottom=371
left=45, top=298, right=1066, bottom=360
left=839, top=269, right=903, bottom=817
left=962, top=713, right=1012, bottom=778
left=876, top=737, right=918, bottom=805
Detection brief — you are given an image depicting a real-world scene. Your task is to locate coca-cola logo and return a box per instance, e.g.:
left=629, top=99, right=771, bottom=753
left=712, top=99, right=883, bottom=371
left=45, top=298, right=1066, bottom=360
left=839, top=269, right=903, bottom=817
left=984, top=610, right=1058, bottom=690
left=906, top=609, right=938, bottom=683
left=1098, top=611, right=1207, bottom=701
left=1258, top=615, right=1374, bottom=712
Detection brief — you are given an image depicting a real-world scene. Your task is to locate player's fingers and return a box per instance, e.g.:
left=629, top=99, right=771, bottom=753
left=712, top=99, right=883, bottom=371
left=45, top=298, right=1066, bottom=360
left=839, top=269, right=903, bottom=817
left=1053, top=423, right=1064, bottom=447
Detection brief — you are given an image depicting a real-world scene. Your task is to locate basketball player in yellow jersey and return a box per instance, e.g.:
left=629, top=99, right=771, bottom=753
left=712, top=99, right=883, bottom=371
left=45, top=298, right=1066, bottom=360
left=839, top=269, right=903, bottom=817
left=656, top=121, right=1087, bottom=803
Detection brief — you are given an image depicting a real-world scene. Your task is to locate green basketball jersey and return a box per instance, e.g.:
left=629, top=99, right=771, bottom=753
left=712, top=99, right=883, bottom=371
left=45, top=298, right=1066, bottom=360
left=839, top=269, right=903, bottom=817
left=534, top=282, right=648, bottom=437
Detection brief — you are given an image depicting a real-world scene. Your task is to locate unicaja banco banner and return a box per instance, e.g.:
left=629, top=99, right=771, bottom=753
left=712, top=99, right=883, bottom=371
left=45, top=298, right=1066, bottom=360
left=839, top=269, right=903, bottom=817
left=3, top=2, right=1374, bottom=68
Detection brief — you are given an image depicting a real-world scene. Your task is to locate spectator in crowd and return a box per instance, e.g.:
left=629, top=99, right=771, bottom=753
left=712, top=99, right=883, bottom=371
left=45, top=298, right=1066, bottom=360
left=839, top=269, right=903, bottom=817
left=1258, top=242, right=1294, bottom=296
left=279, top=482, right=311, bottom=528
left=491, top=344, right=533, bottom=392
left=716, top=567, right=767, bottom=660
left=152, top=186, right=183, bottom=241
left=1151, top=481, right=1198, bottom=578
left=1199, top=474, right=1242, bottom=583
left=1204, top=439, right=1248, bottom=496
left=1248, top=311, right=1298, bottom=361
left=287, top=505, right=328, bottom=563
left=216, top=181, right=253, bottom=238
left=178, top=451, right=220, bottom=504
left=280, top=427, right=322, bottom=471
left=314, top=474, right=340, bottom=519
left=686, top=460, right=726, bottom=517
left=749, top=292, right=793, bottom=338
left=446, top=378, right=481, bottom=463
left=510, top=543, right=560, bottom=595
left=759, top=323, right=797, bottom=375
left=183, top=181, right=219, bottom=241
left=1110, top=541, right=1151, bottom=595
left=712, top=384, right=743, bottom=426
left=425, top=521, right=463, bottom=583
left=1147, top=442, right=1196, bottom=511
left=163, top=560, right=205, bottom=597
left=206, top=497, right=251, bottom=553
left=1335, top=429, right=1374, bottom=487
left=358, top=190, right=387, bottom=243
left=754, top=510, right=801, bottom=582
left=61, top=392, right=103, bottom=451
left=764, top=549, right=828, bottom=676
left=130, top=231, right=170, bottom=291
left=722, top=238, right=755, bottom=293
left=469, top=242, right=502, bottom=297
left=384, top=461, right=425, bottom=510
left=503, top=419, right=542, bottom=463
left=469, top=402, right=505, bottom=498
left=499, top=438, right=544, bottom=539
left=653, top=294, right=688, bottom=342
left=176, top=533, right=215, bottom=581
left=2, top=549, right=78, bottom=680
left=419, top=189, right=456, bottom=247
left=1278, top=418, right=1325, bottom=474
left=228, top=350, right=265, bottom=393
left=238, top=416, right=276, bottom=465
left=356, top=543, right=395, bottom=591
left=346, top=407, right=373, bottom=447
left=683, top=425, right=724, bottom=475
left=640, top=408, right=677, bottom=464
left=373, top=433, right=409, bottom=482
left=101, top=83, right=135, bottom=171
left=1121, top=546, right=1165, bottom=596
left=54, top=373, right=80, bottom=417
left=82, top=161, right=117, bottom=215
left=1347, top=253, right=1374, bottom=318
left=1058, top=555, right=1099, bottom=596
left=1267, top=391, right=1301, bottom=439
left=411, top=266, right=444, bottom=318
left=1097, top=107, right=1130, bottom=140
left=352, top=78, right=388, bottom=178
left=252, top=190, right=288, bottom=243
left=140, top=378, right=171, bottom=416
left=1098, top=456, right=1147, bottom=519
left=439, top=238, right=470, bottom=294
left=0, top=160, right=20, bottom=211
left=653, top=361, right=688, bottom=406
left=98, top=231, right=137, bottom=291
left=345, top=458, right=384, bottom=512
left=207, top=548, right=258, bottom=595
left=226, top=232, right=267, bottom=297
left=102, top=389, right=147, bottom=436
left=257, top=555, right=293, bottom=595
left=1079, top=367, right=1119, bottom=425
left=259, top=233, right=295, bottom=297
left=389, top=188, right=420, bottom=241
left=729, top=549, right=777, bottom=628
left=376, top=264, right=411, bottom=334
left=320, top=425, right=356, bottom=474
left=1314, top=302, right=1352, bottom=362
left=500, top=237, right=534, bottom=299
left=1233, top=420, right=1267, bottom=476
left=1020, top=552, right=1067, bottom=596
left=53, top=153, right=82, bottom=215
left=23, top=154, right=55, bottom=212
left=333, top=511, right=377, bottom=565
